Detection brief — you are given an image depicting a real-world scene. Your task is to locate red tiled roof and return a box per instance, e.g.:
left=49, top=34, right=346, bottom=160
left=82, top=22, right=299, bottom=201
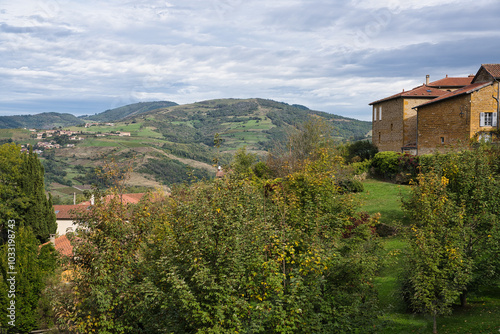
left=369, top=85, right=447, bottom=105
left=78, top=193, right=146, bottom=206
left=482, top=64, right=500, bottom=79
left=414, top=82, right=492, bottom=109
left=54, top=205, right=89, bottom=219
left=428, top=76, right=473, bottom=88
left=41, top=235, right=73, bottom=257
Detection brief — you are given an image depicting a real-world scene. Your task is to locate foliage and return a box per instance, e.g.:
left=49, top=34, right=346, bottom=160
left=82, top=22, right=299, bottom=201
left=401, top=146, right=500, bottom=332
left=0, top=112, right=84, bottom=129
left=139, top=157, right=212, bottom=185
left=337, top=178, right=364, bottom=194
left=0, top=143, right=56, bottom=243
left=343, top=140, right=378, bottom=163
left=401, top=172, right=472, bottom=333
left=371, top=152, right=419, bottom=183
left=267, top=117, right=338, bottom=177
left=0, top=227, right=58, bottom=333
left=82, top=101, right=178, bottom=122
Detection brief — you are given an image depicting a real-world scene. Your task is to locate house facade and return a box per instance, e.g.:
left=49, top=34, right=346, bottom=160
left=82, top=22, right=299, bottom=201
left=415, top=65, right=500, bottom=155
left=370, top=64, right=499, bottom=155
left=370, top=84, right=450, bottom=153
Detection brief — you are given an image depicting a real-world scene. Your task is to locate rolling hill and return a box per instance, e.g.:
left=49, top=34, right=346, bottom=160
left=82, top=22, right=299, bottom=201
left=81, top=101, right=178, bottom=122
left=2, top=98, right=372, bottom=201
left=0, top=112, right=84, bottom=129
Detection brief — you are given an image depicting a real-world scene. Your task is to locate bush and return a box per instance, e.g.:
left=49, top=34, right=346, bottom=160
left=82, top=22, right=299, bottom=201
left=345, top=140, right=378, bottom=162
left=337, top=178, right=364, bottom=193
left=371, top=151, right=400, bottom=179
left=350, top=160, right=371, bottom=175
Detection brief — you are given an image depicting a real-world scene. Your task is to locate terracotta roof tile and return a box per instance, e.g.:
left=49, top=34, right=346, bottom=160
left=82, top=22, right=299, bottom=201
left=41, top=235, right=73, bottom=257
left=369, top=85, right=447, bottom=105
left=428, top=76, right=473, bottom=87
left=53, top=205, right=89, bottom=219
left=414, top=82, right=492, bottom=109
left=482, top=64, right=500, bottom=79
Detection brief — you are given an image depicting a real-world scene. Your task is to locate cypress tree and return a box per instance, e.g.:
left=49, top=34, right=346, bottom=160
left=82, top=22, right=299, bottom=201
left=19, top=147, right=57, bottom=243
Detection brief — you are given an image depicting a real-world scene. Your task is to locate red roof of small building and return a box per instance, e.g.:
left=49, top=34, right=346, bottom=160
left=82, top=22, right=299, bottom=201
left=41, top=235, right=73, bottom=257
left=414, top=82, right=492, bottom=109
left=54, top=205, right=89, bottom=219
left=481, top=64, right=500, bottom=79
left=369, top=85, right=447, bottom=105
left=428, top=75, right=474, bottom=88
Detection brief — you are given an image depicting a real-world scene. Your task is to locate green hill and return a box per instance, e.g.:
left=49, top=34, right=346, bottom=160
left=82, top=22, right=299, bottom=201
left=131, top=98, right=371, bottom=151
left=82, top=101, right=178, bottom=122
left=0, top=112, right=84, bottom=129
left=4, top=98, right=371, bottom=200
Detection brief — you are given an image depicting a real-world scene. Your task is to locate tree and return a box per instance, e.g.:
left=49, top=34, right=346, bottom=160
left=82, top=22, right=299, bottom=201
left=402, top=172, right=472, bottom=333
left=0, top=226, right=57, bottom=333
left=418, top=146, right=500, bottom=304
left=0, top=143, right=56, bottom=243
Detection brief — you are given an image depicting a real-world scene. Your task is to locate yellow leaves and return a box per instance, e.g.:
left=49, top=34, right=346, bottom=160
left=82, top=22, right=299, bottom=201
left=441, top=176, right=449, bottom=186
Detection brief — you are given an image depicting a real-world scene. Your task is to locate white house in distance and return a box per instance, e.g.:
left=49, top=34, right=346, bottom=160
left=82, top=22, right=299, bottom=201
left=53, top=193, right=147, bottom=236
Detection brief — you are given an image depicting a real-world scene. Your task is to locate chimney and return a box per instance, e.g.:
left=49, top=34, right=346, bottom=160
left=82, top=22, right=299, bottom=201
left=73, top=192, right=76, bottom=205
left=90, top=194, right=95, bottom=206
left=425, top=75, right=430, bottom=85
left=50, top=234, right=56, bottom=245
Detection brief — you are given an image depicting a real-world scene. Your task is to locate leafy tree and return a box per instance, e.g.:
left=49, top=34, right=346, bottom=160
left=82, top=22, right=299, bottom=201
left=402, top=172, right=472, bottom=333
left=0, top=227, right=57, bottom=333
left=0, top=144, right=56, bottom=243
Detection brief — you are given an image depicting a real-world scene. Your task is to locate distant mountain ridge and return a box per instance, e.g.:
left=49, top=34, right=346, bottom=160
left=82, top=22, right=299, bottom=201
left=0, top=112, right=84, bottom=129
left=81, top=101, right=178, bottom=122
left=0, top=99, right=371, bottom=143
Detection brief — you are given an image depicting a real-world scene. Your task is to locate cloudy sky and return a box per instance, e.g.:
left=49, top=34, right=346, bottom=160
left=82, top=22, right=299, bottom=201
left=1, top=0, right=499, bottom=121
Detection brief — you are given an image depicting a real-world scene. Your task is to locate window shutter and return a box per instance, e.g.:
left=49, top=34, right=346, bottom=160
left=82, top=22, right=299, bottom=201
left=379, top=107, right=382, bottom=120
left=373, top=107, right=377, bottom=121
left=493, top=112, right=498, bottom=127
left=480, top=112, right=485, bottom=127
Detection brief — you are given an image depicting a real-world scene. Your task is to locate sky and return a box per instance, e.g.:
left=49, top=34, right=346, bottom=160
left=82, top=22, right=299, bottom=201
left=1, top=0, right=499, bottom=121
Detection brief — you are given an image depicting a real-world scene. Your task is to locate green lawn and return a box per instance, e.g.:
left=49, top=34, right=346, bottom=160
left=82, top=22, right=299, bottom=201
left=357, top=179, right=411, bottom=225
left=364, top=178, right=500, bottom=333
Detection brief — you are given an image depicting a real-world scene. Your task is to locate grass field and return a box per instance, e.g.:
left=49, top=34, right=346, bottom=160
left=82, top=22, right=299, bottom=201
left=363, top=179, right=500, bottom=333
left=357, top=179, right=411, bottom=225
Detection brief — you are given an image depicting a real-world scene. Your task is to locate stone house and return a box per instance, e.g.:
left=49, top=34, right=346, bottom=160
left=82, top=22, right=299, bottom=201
left=370, top=84, right=449, bottom=154
left=415, top=64, right=500, bottom=155
left=370, top=64, right=500, bottom=155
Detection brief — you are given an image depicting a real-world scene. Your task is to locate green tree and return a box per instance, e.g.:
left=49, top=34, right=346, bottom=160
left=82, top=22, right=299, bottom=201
left=0, top=226, right=57, bottom=333
left=0, top=143, right=56, bottom=243
left=402, top=172, right=472, bottom=333
left=418, top=146, right=500, bottom=304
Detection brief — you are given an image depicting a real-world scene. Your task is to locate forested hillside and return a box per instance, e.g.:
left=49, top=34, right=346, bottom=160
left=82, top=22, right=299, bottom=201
left=0, top=112, right=84, bottom=129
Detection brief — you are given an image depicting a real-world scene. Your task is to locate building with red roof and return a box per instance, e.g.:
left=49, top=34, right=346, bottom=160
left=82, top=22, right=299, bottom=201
left=370, top=64, right=500, bottom=154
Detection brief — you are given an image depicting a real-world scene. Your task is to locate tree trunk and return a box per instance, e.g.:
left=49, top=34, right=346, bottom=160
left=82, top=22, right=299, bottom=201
left=460, top=290, right=468, bottom=307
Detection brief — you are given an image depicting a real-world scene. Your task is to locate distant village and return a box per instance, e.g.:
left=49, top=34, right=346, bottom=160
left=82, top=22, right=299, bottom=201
left=23, top=122, right=131, bottom=153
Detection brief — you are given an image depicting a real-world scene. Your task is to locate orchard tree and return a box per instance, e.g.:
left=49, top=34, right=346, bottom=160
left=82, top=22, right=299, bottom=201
left=402, top=172, right=472, bottom=333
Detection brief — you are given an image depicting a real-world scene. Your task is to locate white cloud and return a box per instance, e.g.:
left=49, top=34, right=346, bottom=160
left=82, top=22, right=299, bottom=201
left=0, top=0, right=499, bottom=121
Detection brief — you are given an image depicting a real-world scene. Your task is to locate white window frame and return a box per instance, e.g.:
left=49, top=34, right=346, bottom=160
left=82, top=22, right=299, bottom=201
left=373, top=106, right=377, bottom=121
left=379, top=106, right=382, bottom=121
left=480, top=112, right=497, bottom=127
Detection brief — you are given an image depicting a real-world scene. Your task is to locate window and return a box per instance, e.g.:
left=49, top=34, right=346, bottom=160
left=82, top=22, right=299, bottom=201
left=440, top=137, right=445, bottom=144
left=480, top=112, right=497, bottom=127
left=478, top=132, right=492, bottom=142
left=373, top=106, right=377, bottom=121
left=379, top=106, right=382, bottom=121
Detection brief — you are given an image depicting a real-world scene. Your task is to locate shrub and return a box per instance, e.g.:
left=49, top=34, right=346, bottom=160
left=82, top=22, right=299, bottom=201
left=345, top=140, right=378, bottom=162
left=371, top=151, right=400, bottom=179
left=337, top=178, right=364, bottom=193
